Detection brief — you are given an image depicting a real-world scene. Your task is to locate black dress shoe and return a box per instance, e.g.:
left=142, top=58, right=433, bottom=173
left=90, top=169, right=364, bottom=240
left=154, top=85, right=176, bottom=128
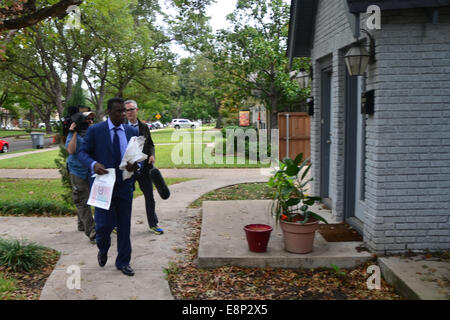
left=97, top=251, right=107, bottom=267
left=117, top=265, right=135, bottom=276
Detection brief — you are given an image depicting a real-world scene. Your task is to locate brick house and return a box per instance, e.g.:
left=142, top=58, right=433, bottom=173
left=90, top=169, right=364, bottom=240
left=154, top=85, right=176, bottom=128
left=287, top=0, right=450, bottom=254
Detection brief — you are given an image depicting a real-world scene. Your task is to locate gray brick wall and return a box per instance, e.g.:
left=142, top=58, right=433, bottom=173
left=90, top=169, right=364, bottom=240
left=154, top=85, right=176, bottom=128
left=311, top=0, right=354, bottom=222
left=309, top=2, right=450, bottom=254
left=364, top=7, right=450, bottom=254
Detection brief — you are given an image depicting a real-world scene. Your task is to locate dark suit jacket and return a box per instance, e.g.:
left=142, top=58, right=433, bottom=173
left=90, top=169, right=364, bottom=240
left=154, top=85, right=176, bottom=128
left=78, top=121, right=139, bottom=195
left=137, top=119, right=155, bottom=173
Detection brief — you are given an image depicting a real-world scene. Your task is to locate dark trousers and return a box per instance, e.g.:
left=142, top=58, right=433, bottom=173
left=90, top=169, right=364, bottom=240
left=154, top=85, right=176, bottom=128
left=95, top=182, right=133, bottom=269
left=136, top=170, right=158, bottom=228
left=70, top=174, right=95, bottom=239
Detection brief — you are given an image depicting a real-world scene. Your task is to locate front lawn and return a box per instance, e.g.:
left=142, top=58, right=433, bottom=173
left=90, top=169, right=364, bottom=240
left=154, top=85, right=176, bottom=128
left=0, top=177, right=193, bottom=216
left=189, top=182, right=275, bottom=208
left=0, top=150, right=59, bottom=169
left=0, top=144, right=270, bottom=169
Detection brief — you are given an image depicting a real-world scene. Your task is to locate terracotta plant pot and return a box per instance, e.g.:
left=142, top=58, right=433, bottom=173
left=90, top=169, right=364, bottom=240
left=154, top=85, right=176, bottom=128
left=280, top=218, right=319, bottom=253
left=244, top=224, right=273, bottom=253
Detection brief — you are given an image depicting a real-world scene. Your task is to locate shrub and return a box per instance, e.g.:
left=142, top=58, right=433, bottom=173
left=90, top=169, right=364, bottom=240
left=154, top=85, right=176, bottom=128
left=0, top=199, right=76, bottom=216
left=0, top=239, right=47, bottom=272
left=54, top=144, right=73, bottom=205
left=21, top=120, right=30, bottom=129
left=220, top=125, right=271, bottom=160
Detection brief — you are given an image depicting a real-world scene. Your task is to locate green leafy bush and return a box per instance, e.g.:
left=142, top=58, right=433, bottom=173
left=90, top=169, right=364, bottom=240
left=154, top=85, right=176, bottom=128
left=0, top=239, right=47, bottom=272
left=220, top=125, right=270, bottom=160
left=0, top=199, right=76, bottom=216
left=54, top=144, right=73, bottom=205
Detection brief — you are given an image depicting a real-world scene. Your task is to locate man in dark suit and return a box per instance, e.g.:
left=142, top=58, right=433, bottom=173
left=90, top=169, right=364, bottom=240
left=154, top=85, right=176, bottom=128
left=124, top=100, right=163, bottom=235
left=78, top=97, right=139, bottom=276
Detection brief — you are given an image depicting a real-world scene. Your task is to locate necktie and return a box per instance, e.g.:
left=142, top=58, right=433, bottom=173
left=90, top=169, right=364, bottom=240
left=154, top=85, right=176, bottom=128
left=112, top=127, right=121, bottom=167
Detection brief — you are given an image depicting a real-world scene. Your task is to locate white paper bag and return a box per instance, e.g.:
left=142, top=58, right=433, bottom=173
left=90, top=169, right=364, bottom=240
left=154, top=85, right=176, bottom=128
left=87, top=169, right=116, bottom=210
left=119, top=136, right=147, bottom=180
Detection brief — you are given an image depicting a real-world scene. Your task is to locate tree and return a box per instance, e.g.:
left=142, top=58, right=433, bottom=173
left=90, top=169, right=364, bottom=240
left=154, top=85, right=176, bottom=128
left=0, top=0, right=83, bottom=32
left=3, top=22, right=70, bottom=123
left=204, top=0, right=309, bottom=129
left=170, top=55, right=218, bottom=122
left=79, top=0, right=174, bottom=118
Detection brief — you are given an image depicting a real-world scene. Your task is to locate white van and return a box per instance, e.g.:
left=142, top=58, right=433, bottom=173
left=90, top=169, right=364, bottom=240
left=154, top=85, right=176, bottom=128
left=170, top=119, right=198, bottom=129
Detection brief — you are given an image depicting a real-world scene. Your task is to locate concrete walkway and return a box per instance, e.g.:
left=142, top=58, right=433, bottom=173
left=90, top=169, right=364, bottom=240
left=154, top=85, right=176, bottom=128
left=0, top=146, right=59, bottom=161
left=0, top=168, right=268, bottom=300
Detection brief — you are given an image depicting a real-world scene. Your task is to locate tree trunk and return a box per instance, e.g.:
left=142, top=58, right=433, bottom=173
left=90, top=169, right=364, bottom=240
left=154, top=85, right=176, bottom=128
left=214, top=97, right=222, bottom=128
left=269, top=93, right=278, bottom=130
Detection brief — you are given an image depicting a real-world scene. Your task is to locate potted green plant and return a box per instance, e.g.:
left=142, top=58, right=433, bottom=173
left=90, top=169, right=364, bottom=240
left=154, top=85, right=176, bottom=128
left=268, top=153, right=328, bottom=253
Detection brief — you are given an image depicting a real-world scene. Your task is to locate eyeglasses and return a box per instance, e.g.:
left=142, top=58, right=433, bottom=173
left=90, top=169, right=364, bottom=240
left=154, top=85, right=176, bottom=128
left=126, top=108, right=136, bottom=112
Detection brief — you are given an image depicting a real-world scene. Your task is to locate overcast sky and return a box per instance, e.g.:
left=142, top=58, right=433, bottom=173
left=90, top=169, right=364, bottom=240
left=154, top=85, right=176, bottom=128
left=159, top=0, right=238, bottom=59
left=206, top=0, right=237, bottom=32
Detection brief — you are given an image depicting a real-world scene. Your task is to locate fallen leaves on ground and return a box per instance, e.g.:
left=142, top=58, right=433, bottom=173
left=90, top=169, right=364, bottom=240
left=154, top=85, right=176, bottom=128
left=189, top=183, right=274, bottom=208
left=0, top=249, right=60, bottom=300
left=166, top=213, right=402, bottom=300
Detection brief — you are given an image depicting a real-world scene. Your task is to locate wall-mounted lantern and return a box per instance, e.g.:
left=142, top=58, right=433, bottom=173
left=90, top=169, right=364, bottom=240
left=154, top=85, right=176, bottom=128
left=307, top=97, right=314, bottom=116
left=291, top=68, right=311, bottom=89
left=344, top=29, right=375, bottom=76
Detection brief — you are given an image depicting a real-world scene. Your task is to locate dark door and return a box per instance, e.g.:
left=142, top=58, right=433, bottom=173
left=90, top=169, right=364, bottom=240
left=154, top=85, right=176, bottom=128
left=344, top=69, right=365, bottom=234
left=320, top=68, right=332, bottom=208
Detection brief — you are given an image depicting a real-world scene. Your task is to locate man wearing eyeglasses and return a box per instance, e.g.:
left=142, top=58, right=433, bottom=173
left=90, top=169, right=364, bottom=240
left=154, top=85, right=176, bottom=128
left=124, top=100, right=163, bottom=235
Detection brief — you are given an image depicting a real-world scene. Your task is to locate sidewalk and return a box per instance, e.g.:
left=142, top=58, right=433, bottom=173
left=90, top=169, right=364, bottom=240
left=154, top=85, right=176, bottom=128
left=0, top=146, right=59, bottom=161
left=0, top=168, right=268, bottom=300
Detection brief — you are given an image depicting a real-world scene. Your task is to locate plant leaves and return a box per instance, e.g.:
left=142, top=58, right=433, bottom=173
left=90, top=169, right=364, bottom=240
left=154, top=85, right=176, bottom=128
left=293, top=153, right=303, bottom=166
left=307, top=211, right=329, bottom=224
left=286, top=198, right=300, bottom=207
left=285, top=164, right=300, bottom=176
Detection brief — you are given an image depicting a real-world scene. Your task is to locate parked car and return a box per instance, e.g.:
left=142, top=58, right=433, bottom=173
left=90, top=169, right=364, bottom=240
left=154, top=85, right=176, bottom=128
left=151, top=121, right=163, bottom=129
left=0, top=139, right=9, bottom=153
left=170, top=118, right=198, bottom=129
left=38, top=122, right=46, bottom=129
left=0, top=124, right=12, bottom=130
left=146, top=122, right=153, bottom=130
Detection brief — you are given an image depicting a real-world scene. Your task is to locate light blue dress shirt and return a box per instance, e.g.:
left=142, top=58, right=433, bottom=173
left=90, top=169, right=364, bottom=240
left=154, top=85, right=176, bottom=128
left=90, top=118, right=128, bottom=173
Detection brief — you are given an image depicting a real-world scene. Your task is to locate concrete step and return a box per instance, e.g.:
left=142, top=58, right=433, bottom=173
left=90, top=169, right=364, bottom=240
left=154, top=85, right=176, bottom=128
left=198, top=200, right=372, bottom=269
left=379, top=256, right=449, bottom=300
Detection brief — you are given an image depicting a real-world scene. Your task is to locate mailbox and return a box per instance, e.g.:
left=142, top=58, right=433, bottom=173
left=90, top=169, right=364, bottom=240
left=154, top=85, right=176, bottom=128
left=361, top=89, right=374, bottom=115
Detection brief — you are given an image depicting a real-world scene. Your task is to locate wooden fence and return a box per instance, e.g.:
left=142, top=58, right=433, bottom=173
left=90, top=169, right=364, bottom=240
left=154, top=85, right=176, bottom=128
left=278, top=112, right=311, bottom=161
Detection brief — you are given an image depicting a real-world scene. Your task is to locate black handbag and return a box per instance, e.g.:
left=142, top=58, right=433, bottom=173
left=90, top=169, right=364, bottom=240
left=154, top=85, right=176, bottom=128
left=149, top=164, right=170, bottom=200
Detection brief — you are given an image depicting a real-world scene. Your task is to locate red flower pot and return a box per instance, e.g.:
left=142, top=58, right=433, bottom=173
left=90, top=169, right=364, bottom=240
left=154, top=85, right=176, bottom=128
left=244, top=224, right=273, bottom=253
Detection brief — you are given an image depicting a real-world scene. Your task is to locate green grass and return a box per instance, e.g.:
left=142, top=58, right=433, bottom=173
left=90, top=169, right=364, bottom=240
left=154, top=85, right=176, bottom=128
left=0, top=179, right=67, bottom=201
left=0, top=177, right=192, bottom=201
left=0, top=130, right=31, bottom=138
left=0, top=129, right=51, bottom=138
left=0, top=274, right=18, bottom=299
left=0, top=150, right=59, bottom=169
left=151, top=127, right=221, bottom=144
left=155, top=144, right=269, bottom=168
left=189, top=182, right=275, bottom=208
left=0, top=143, right=270, bottom=169
left=0, top=178, right=76, bottom=216
left=0, top=177, right=193, bottom=215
